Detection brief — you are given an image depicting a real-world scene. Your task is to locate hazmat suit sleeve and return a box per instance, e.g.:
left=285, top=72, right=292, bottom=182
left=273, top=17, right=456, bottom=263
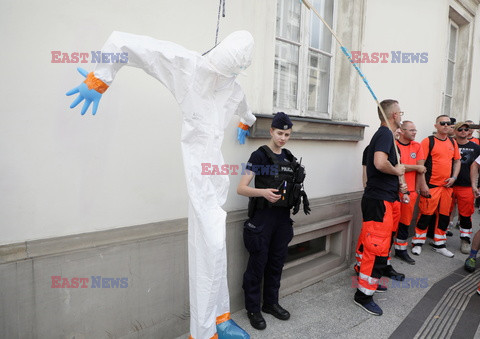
left=234, top=86, right=256, bottom=127
left=93, top=31, right=198, bottom=103
left=234, top=84, right=255, bottom=144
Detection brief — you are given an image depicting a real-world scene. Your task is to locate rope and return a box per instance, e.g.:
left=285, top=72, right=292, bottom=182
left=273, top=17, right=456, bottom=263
left=202, top=0, right=225, bottom=56
left=215, top=0, right=226, bottom=46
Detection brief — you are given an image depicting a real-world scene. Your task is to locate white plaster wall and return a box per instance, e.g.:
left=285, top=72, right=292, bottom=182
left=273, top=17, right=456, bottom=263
left=0, top=0, right=269, bottom=245
left=357, top=0, right=449, bottom=148
left=2, top=0, right=480, bottom=245
left=467, top=5, right=480, bottom=124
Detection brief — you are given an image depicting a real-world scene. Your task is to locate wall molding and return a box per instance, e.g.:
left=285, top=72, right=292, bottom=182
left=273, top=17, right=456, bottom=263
left=0, top=191, right=363, bottom=338
left=249, top=114, right=367, bottom=142
left=0, top=191, right=363, bottom=265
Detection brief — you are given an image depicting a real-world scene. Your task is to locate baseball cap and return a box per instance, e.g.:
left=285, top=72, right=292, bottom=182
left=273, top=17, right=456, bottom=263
left=454, top=121, right=470, bottom=130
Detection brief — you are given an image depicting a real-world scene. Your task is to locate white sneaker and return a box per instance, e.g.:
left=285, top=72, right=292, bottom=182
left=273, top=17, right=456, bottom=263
left=433, top=247, right=454, bottom=258
left=412, top=246, right=422, bottom=255
left=461, top=240, right=470, bottom=254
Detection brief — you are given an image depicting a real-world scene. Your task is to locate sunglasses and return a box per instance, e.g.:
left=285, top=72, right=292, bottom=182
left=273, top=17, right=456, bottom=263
left=457, top=128, right=470, bottom=132
left=439, top=121, right=452, bottom=126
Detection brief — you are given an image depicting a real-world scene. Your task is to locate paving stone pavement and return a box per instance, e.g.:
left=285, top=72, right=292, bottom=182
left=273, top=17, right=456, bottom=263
left=178, top=211, right=480, bottom=339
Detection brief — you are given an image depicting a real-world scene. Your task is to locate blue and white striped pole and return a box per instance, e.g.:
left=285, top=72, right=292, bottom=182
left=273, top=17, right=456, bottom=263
left=340, top=47, right=378, bottom=101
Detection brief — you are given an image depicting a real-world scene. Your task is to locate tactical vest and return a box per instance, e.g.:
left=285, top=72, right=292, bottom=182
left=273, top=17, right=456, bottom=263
left=253, top=145, right=303, bottom=209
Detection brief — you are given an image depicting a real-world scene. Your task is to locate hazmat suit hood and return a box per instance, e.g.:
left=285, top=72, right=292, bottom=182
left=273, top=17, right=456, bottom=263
left=205, top=30, right=254, bottom=77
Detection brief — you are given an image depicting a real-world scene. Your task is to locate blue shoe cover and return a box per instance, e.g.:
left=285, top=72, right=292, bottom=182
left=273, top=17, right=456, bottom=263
left=217, top=319, right=250, bottom=339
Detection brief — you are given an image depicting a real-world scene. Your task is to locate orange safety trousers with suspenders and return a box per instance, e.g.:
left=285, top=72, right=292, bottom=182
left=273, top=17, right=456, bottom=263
left=394, top=140, right=424, bottom=251
left=355, top=198, right=401, bottom=299
left=413, top=136, right=460, bottom=248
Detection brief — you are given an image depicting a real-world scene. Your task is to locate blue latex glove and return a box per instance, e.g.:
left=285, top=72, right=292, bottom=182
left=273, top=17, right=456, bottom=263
left=66, top=68, right=103, bottom=115
left=237, top=127, right=250, bottom=145
left=217, top=319, right=250, bottom=339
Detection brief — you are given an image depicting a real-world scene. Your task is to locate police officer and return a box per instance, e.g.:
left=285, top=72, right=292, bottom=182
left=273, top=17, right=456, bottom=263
left=237, top=112, right=309, bottom=330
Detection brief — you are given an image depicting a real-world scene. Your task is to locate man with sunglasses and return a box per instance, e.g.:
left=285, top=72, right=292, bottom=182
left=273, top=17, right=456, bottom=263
left=465, top=120, right=480, bottom=145
left=413, top=115, right=461, bottom=257
left=452, top=122, right=480, bottom=253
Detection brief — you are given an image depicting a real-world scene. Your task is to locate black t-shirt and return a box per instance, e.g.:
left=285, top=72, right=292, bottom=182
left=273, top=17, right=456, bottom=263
left=364, top=126, right=399, bottom=202
left=454, top=141, right=480, bottom=187
left=362, top=145, right=369, bottom=166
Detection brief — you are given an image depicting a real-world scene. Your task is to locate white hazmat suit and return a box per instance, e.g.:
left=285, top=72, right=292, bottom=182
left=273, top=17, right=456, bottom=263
left=68, top=31, right=256, bottom=338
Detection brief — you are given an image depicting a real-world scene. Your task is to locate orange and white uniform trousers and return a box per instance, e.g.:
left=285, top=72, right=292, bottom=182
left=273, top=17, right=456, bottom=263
left=355, top=199, right=400, bottom=272
left=394, top=192, right=418, bottom=251
left=453, top=186, right=475, bottom=241
left=354, top=197, right=401, bottom=303
left=413, top=186, right=453, bottom=248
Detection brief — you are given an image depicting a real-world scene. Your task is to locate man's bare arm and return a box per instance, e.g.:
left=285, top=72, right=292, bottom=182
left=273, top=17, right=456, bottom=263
left=445, top=159, right=460, bottom=188
left=471, top=162, right=480, bottom=198
left=374, top=151, right=405, bottom=176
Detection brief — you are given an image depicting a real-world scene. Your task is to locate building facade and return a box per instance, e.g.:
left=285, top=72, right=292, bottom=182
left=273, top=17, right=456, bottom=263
left=1, top=0, right=480, bottom=337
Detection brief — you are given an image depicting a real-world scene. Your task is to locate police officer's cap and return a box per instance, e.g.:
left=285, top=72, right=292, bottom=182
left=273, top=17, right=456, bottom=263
left=271, top=112, right=293, bottom=130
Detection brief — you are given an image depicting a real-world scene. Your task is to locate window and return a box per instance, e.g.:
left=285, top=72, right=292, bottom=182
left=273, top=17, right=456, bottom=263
left=443, top=21, right=458, bottom=116
left=274, top=0, right=335, bottom=119
left=286, top=236, right=327, bottom=263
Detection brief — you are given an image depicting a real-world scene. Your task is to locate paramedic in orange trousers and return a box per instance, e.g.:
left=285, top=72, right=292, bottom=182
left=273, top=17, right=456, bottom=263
left=412, top=115, right=460, bottom=257
left=394, top=121, right=426, bottom=264
left=354, top=99, right=405, bottom=316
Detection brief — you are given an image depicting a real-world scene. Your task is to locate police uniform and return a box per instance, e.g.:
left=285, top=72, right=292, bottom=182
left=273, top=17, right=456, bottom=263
left=242, top=113, right=309, bottom=323
left=243, top=147, right=295, bottom=312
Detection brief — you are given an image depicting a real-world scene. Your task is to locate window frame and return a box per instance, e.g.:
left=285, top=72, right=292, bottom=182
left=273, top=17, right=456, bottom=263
left=443, top=19, right=459, bottom=116
left=273, top=0, right=337, bottom=119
